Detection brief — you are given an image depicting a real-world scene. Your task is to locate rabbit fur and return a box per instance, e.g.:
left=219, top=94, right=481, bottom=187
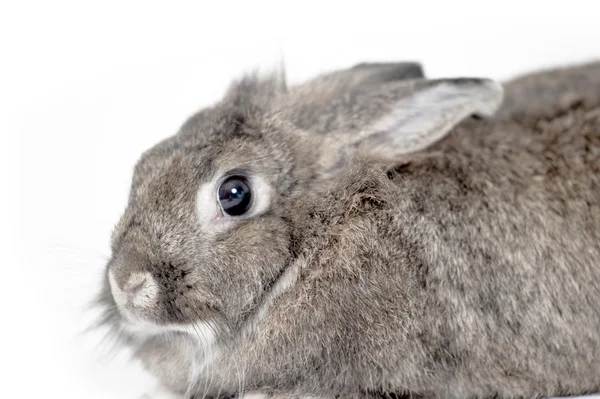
left=98, top=61, right=600, bottom=399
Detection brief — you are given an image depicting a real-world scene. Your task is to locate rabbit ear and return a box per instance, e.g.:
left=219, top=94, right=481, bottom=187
left=346, top=62, right=425, bottom=83
left=314, top=78, right=503, bottom=178
left=312, top=62, right=425, bottom=88
left=349, top=78, right=504, bottom=158
left=284, top=62, right=424, bottom=134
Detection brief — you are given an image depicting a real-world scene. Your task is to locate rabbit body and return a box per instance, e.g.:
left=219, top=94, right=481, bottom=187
left=100, top=62, right=600, bottom=399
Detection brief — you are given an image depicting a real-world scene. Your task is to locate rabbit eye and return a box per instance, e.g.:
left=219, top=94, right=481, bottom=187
left=218, top=176, right=252, bottom=216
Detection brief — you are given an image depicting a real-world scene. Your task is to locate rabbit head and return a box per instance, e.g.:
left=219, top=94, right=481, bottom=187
left=99, top=63, right=503, bottom=353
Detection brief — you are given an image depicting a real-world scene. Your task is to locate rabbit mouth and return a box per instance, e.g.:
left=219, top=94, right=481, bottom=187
left=109, top=275, right=220, bottom=349
left=122, top=316, right=217, bottom=345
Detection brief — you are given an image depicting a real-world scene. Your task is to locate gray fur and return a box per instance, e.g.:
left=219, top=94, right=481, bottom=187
left=98, top=61, right=600, bottom=399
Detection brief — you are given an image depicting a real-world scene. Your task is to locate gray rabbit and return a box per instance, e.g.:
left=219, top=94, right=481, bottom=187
left=97, top=61, right=600, bottom=399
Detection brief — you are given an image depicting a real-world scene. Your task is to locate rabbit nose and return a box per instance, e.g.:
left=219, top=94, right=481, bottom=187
left=123, top=275, right=147, bottom=296
left=109, top=270, right=158, bottom=309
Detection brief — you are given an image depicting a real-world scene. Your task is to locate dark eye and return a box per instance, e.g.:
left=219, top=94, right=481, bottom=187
left=218, top=176, right=252, bottom=216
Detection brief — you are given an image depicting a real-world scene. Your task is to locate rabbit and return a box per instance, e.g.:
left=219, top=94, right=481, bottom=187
left=96, top=60, right=600, bottom=399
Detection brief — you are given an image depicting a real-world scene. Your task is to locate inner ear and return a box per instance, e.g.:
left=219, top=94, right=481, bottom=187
left=354, top=78, right=504, bottom=158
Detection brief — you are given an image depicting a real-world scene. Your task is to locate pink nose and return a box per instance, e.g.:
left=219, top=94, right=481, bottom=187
left=125, top=277, right=146, bottom=297
left=109, top=271, right=158, bottom=310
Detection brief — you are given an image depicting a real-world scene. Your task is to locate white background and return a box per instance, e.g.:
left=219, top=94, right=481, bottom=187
left=1, top=1, right=599, bottom=398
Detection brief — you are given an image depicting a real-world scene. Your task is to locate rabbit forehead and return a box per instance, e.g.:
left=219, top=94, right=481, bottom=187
left=130, top=112, right=289, bottom=202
